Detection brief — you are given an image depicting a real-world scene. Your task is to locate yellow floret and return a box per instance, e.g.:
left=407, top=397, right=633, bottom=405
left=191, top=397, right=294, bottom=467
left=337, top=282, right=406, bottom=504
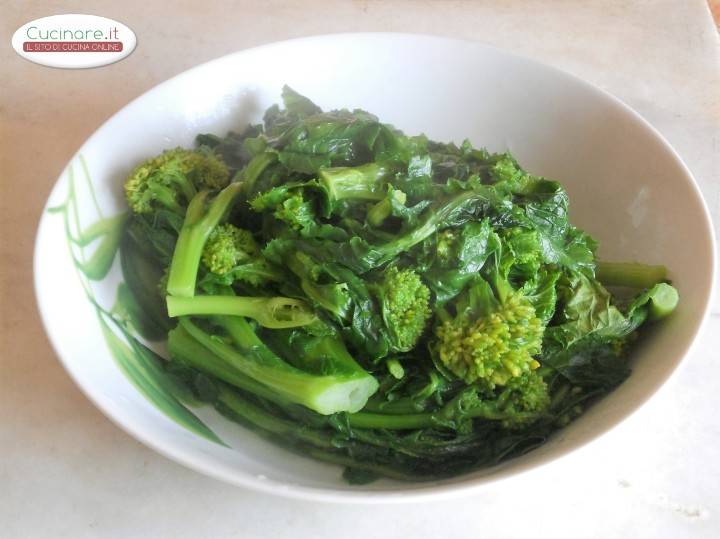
left=201, top=224, right=257, bottom=275
left=435, top=293, right=543, bottom=385
left=124, top=148, right=229, bottom=214
left=380, top=267, right=432, bottom=352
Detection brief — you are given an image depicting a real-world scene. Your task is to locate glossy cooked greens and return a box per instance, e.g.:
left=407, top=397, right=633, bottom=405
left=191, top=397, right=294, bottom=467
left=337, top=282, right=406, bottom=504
left=120, top=86, right=678, bottom=483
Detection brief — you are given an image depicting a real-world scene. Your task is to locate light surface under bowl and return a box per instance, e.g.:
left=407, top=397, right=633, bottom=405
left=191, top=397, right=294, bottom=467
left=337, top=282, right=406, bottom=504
left=34, top=33, right=715, bottom=503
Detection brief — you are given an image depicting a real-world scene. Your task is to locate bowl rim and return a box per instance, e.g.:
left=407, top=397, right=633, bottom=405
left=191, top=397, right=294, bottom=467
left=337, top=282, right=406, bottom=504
left=33, top=32, right=716, bottom=503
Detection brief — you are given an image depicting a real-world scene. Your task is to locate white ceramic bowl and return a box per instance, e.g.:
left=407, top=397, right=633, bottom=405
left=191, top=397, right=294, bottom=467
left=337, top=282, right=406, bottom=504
left=34, top=33, right=715, bottom=502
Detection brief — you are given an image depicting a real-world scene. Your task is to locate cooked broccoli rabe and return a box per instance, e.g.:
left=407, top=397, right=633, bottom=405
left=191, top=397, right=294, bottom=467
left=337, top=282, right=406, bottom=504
left=117, top=86, right=680, bottom=484
left=124, top=148, right=229, bottom=215
left=199, top=223, right=283, bottom=287
left=315, top=162, right=398, bottom=215
left=168, top=317, right=377, bottom=414
left=166, top=182, right=243, bottom=297
left=492, top=371, right=551, bottom=429
left=434, top=285, right=543, bottom=385
left=250, top=184, right=317, bottom=231
left=249, top=161, right=399, bottom=231
left=502, top=227, right=543, bottom=277
left=166, top=293, right=317, bottom=329
left=202, top=224, right=258, bottom=275
left=435, top=229, right=460, bottom=266
left=367, top=187, right=407, bottom=227
left=432, top=228, right=544, bottom=385
left=347, top=370, right=550, bottom=431
left=374, top=267, right=431, bottom=352
left=595, top=261, right=670, bottom=291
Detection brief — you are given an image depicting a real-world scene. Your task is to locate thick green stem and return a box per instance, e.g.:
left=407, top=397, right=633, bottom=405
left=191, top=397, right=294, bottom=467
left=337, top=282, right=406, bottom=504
left=644, top=283, right=679, bottom=321
left=348, top=406, right=543, bottom=430
left=216, top=385, right=334, bottom=448
left=242, top=152, right=278, bottom=193
left=215, top=386, right=439, bottom=481
left=349, top=412, right=434, bottom=430
left=172, top=318, right=377, bottom=414
left=167, top=169, right=197, bottom=203
left=147, top=184, right=184, bottom=215
left=167, top=182, right=243, bottom=297
left=367, top=198, right=393, bottom=227
left=168, top=324, right=290, bottom=404
left=596, top=261, right=667, bottom=289
left=166, top=295, right=317, bottom=329
left=367, top=189, right=406, bottom=227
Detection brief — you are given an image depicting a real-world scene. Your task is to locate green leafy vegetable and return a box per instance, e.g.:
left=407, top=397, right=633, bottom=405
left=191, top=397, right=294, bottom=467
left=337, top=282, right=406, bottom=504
left=119, top=85, right=679, bottom=483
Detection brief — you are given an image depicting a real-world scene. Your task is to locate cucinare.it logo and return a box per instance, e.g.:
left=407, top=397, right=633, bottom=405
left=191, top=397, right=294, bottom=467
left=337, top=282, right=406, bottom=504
left=11, top=14, right=136, bottom=68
